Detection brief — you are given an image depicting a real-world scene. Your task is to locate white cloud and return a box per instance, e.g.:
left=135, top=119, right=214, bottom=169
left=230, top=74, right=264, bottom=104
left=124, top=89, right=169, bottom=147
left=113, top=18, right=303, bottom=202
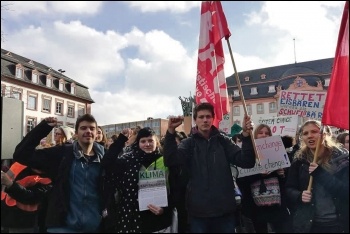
left=124, top=1, right=200, bottom=13
left=2, top=1, right=103, bottom=17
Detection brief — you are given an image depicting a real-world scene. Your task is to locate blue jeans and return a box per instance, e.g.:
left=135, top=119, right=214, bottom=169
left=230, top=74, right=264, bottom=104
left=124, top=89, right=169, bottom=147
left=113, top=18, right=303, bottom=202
left=189, top=213, right=236, bottom=233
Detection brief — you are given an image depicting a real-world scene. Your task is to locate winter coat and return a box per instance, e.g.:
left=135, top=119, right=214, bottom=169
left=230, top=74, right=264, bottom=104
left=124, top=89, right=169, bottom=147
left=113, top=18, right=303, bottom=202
left=163, top=126, right=256, bottom=218
left=285, top=147, right=349, bottom=233
left=13, top=120, right=105, bottom=232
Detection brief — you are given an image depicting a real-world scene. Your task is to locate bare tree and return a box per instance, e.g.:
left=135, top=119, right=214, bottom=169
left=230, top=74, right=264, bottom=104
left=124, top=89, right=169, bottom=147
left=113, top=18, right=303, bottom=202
left=1, top=3, right=13, bottom=42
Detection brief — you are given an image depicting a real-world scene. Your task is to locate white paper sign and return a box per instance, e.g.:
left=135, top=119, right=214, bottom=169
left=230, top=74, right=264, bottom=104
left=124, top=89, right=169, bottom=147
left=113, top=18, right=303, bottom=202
left=258, top=115, right=298, bottom=137
left=237, top=135, right=291, bottom=178
left=138, top=169, right=168, bottom=211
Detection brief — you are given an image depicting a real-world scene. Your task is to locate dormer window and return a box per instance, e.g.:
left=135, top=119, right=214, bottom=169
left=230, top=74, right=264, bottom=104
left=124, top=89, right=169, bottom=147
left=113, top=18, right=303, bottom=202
left=324, top=78, right=330, bottom=87
left=46, top=75, right=52, bottom=88
left=16, top=66, right=24, bottom=79
left=268, top=85, right=276, bottom=93
left=233, top=89, right=239, bottom=97
left=32, top=72, right=38, bottom=83
left=28, top=60, right=34, bottom=65
left=6, top=51, right=12, bottom=56
left=59, top=81, right=64, bottom=91
left=250, top=87, right=258, bottom=95
left=244, top=76, right=250, bottom=82
left=260, top=74, right=266, bottom=79
left=70, top=83, right=76, bottom=94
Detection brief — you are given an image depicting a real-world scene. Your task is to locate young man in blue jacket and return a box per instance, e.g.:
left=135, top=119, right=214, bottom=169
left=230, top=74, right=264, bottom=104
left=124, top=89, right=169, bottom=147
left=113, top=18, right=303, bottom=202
left=13, top=114, right=105, bottom=233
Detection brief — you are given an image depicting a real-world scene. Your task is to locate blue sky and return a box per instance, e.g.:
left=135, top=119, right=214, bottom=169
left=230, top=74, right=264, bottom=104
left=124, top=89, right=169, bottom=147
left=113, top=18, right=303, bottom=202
left=1, top=1, right=345, bottom=125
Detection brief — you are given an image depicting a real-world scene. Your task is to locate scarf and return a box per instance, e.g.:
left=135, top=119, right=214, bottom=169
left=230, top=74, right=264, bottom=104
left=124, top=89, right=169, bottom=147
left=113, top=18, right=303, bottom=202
left=116, top=144, right=162, bottom=233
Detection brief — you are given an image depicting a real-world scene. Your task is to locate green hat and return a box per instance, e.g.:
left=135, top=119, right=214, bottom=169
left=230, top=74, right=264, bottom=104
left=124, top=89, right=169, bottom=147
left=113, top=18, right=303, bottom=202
left=230, top=123, right=243, bottom=136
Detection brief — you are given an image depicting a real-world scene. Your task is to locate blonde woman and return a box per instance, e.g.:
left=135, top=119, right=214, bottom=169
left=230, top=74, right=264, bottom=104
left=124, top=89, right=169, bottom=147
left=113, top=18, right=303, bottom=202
left=285, top=120, right=349, bottom=233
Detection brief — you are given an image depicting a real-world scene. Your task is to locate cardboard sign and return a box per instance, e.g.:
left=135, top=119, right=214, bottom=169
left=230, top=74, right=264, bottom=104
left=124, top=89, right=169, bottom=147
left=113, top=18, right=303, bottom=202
left=258, top=115, right=298, bottom=137
left=278, top=90, right=327, bottom=120
left=237, top=135, right=290, bottom=178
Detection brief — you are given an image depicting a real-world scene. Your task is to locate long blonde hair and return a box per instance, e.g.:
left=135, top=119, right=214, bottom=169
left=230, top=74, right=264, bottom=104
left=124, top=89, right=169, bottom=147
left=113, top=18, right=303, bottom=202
left=296, top=120, right=340, bottom=170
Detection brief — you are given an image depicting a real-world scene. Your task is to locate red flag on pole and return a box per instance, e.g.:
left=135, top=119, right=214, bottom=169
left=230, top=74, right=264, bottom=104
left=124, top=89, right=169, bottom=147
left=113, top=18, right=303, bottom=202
left=322, top=1, right=349, bottom=130
left=196, top=1, right=231, bottom=128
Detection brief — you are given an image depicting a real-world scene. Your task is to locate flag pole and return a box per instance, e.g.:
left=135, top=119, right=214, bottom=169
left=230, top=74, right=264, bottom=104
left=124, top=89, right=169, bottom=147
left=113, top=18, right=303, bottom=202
left=307, top=125, right=324, bottom=191
left=226, top=39, right=261, bottom=166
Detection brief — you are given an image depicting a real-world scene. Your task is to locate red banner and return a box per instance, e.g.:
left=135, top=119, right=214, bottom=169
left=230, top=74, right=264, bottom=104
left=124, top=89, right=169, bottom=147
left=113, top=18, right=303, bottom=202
left=196, top=1, right=231, bottom=127
left=322, top=1, right=349, bottom=130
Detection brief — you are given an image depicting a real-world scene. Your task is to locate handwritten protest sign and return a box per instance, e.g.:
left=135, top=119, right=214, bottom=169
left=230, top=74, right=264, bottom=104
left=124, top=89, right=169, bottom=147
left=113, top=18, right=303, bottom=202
left=258, top=115, right=298, bottom=137
left=237, top=135, right=290, bottom=178
left=278, top=90, right=327, bottom=120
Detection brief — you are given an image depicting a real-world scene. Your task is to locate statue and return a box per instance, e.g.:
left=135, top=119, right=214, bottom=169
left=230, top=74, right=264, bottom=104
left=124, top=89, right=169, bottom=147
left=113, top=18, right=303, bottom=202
left=179, top=96, right=196, bottom=116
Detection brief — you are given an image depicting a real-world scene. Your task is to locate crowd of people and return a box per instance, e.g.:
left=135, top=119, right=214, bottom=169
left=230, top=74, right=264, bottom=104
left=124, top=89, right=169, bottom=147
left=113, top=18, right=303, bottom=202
left=1, top=102, right=348, bottom=233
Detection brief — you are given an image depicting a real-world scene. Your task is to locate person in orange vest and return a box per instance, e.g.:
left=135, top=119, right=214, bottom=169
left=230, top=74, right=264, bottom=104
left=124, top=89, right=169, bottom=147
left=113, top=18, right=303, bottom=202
left=1, top=162, right=52, bottom=233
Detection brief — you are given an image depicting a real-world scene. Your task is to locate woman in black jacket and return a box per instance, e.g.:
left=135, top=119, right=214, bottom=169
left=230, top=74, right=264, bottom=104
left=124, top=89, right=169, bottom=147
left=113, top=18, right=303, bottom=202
left=285, top=120, right=349, bottom=233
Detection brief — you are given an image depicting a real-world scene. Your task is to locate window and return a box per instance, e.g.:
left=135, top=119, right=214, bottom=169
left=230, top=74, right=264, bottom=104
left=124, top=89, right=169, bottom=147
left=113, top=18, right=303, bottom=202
left=244, top=76, right=250, bottom=82
left=16, top=67, right=24, bottom=79
left=42, top=96, right=51, bottom=113
left=59, top=82, right=64, bottom=91
left=250, top=87, right=258, bottom=95
left=233, top=106, right=240, bottom=116
left=324, top=78, right=330, bottom=87
left=233, top=89, right=239, bottom=97
left=56, top=100, right=64, bottom=115
left=26, top=116, right=37, bottom=134
left=269, top=102, right=277, bottom=113
left=153, top=121, right=160, bottom=127
left=246, top=105, right=252, bottom=115
left=27, top=92, right=38, bottom=110
left=268, top=85, right=276, bottom=93
left=46, top=76, right=52, bottom=87
left=71, top=83, right=76, bottom=94
left=11, top=88, right=22, bottom=100
left=78, top=105, right=85, bottom=117
left=67, top=103, right=75, bottom=118
left=260, top=74, right=266, bottom=79
left=67, top=123, right=75, bottom=129
left=257, top=103, right=264, bottom=114
left=32, top=72, right=38, bottom=83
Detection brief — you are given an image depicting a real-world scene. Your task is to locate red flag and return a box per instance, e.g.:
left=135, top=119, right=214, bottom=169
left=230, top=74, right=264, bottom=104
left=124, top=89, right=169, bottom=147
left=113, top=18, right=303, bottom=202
left=196, top=1, right=231, bottom=128
left=322, top=1, right=349, bottom=130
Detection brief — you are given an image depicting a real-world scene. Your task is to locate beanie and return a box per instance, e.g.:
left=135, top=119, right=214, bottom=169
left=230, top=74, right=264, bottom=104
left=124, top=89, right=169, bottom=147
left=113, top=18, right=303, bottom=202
left=59, top=126, right=75, bottom=140
left=136, top=127, right=155, bottom=143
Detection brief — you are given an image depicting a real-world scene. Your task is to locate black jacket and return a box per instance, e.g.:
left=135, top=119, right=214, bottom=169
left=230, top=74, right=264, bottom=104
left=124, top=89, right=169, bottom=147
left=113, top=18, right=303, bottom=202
left=285, top=148, right=349, bottom=233
left=163, top=126, right=256, bottom=218
left=13, top=120, right=105, bottom=231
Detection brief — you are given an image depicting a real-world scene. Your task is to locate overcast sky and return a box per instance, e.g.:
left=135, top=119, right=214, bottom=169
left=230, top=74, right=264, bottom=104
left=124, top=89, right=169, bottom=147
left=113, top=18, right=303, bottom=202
left=1, top=1, right=345, bottom=125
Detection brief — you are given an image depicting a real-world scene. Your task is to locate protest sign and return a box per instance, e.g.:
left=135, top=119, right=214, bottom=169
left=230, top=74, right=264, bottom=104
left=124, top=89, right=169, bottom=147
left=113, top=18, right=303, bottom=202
left=278, top=90, right=327, bottom=120
left=237, top=135, right=290, bottom=178
left=258, top=115, right=298, bottom=137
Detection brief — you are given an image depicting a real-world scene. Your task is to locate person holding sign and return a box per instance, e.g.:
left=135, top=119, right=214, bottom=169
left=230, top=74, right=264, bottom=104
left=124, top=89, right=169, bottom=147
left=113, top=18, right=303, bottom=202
left=102, top=127, right=172, bottom=233
left=285, top=120, right=349, bottom=233
left=236, top=124, right=291, bottom=233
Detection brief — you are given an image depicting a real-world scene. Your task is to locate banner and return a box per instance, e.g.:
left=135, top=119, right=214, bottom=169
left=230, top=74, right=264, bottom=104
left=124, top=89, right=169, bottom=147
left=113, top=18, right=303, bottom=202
left=322, top=1, right=349, bottom=129
left=237, top=135, right=290, bottom=178
left=196, top=1, right=231, bottom=127
left=258, top=115, right=299, bottom=137
left=277, top=90, right=327, bottom=120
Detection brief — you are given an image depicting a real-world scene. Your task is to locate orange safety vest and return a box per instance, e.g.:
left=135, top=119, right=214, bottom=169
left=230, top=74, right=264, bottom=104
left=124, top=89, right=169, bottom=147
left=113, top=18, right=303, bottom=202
left=1, top=162, right=52, bottom=212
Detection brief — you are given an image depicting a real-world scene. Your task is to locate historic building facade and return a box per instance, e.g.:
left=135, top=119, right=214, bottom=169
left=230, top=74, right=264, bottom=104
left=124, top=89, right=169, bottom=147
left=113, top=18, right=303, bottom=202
left=226, top=58, right=333, bottom=130
left=1, top=48, right=94, bottom=135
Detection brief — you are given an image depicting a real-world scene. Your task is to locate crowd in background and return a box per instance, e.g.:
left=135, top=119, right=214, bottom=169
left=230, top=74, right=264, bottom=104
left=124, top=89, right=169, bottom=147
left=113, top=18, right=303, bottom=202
left=1, top=102, right=348, bottom=233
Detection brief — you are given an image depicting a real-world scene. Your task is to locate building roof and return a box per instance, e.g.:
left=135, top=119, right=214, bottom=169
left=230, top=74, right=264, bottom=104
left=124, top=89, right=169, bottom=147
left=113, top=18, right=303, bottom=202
left=226, top=58, right=333, bottom=100
left=1, top=48, right=94, bottom=102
